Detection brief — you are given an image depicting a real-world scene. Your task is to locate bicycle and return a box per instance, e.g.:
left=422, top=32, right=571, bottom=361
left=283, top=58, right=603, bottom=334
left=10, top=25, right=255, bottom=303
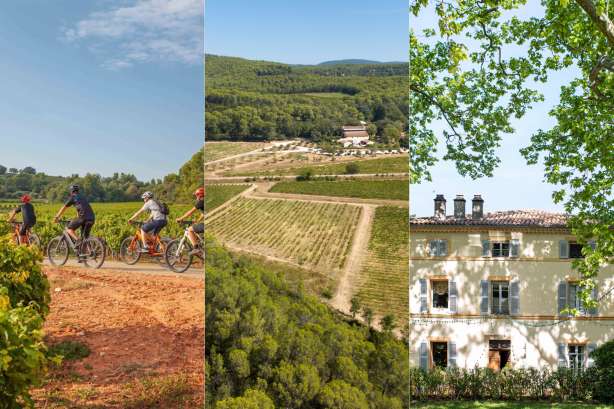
left=164, top=220, right=203, bottom=273
left=120, top=221, right=171, bottom=265
left=6, top=221, right=41, bottom=247
left=47, top=219, right=106, bottom=269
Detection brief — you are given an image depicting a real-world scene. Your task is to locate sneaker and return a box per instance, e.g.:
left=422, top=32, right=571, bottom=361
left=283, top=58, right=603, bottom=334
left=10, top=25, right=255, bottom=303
left=139, top=246, right=150, bottom=253
left=189, top=247, right=202, bottom=256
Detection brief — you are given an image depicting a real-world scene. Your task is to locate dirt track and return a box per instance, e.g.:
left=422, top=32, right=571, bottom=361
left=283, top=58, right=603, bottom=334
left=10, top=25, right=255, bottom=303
left=33, top=266, right=204, bottom=408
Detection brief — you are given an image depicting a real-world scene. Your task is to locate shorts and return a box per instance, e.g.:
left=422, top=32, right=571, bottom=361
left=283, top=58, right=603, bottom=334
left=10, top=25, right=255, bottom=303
left=19, top=223, right=35, bottom=236
left=68, top=218, right=94, bottom=238
left=142, top=219, right=167, bottom=235
left=192, top=223, right=204, bottom=234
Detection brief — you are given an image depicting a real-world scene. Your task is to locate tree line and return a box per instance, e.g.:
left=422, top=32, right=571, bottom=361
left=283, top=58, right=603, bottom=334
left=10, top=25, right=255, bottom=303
left=205, top=55, right=408, bottom=146
left=0, top=148, right=203, bottom=204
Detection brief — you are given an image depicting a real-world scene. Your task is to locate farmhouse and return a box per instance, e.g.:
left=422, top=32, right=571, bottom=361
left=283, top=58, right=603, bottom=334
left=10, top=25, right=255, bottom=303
left=338, top=124, right=371, bottom=147
left=409, top=194, right=613, bottom=371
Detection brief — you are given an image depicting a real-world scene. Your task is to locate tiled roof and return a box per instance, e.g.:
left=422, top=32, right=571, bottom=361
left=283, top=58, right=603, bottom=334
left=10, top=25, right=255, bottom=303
left=411, top=209, right=569, bottom=228
left=341, top=130, right=369, bottom=138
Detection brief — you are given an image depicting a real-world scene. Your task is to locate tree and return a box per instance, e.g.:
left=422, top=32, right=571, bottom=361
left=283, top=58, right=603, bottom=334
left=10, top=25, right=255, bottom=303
left=362, top=307, right=374, bottom=328
left=349, top=296, right=361, bottom=319
left=380, top=314, right=396, bottom=334
left=410, top=0, right=614, bottom=307
left=0, top=165, right=6, bottom=175
left=345, top=163, right=360, bottom=175
left=8, top=168, right=17, bottom=174
left=216, top=389, right=275, bottom=409
left=20, top=167, right=36, bottom=175
left=316, top=380, right=369, bottom=409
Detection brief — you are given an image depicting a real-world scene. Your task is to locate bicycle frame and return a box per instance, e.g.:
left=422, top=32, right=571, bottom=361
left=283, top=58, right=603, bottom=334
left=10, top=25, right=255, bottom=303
left=174, top=227, right=203, bottom=259
left=128, top=227, right=164, bottom=256
left=10, top=222, right=32, bottom=246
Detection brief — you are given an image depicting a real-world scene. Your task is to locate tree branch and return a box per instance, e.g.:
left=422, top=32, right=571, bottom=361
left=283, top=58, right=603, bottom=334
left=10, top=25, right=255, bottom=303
left=575, top=0, right=614, bottom=47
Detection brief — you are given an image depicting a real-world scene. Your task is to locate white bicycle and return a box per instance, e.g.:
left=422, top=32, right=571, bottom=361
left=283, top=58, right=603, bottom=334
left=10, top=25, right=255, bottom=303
left=164, top=220, right=203, bottom=273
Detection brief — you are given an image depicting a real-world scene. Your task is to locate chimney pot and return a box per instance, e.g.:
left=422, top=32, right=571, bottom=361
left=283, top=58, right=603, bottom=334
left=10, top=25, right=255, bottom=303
left=472, top=194, right=484, bottom=219
left=434, top=194, right=446, bottom=219
left=454, top=194, right=466, bottom=219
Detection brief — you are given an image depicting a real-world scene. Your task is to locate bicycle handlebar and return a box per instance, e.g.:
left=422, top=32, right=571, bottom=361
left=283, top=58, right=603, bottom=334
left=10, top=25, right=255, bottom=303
left=128, top=220, right=144, bottom=226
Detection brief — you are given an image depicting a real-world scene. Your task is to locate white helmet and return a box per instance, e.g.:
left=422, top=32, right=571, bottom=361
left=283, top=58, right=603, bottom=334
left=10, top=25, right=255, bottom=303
left=141, top=191, right=154, bottom=200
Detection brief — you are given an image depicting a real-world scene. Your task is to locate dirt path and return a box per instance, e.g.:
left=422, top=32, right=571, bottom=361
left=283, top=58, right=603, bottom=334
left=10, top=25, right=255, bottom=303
left=42, top=259, right=202, bottom=276
left=330, top=205, right=374, bottom=314
left=32, top=266, right=204, bottom=408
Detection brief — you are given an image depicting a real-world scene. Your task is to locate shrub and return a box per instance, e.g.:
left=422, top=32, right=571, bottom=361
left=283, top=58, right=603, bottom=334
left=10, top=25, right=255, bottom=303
left=296, top=168, right=314, bottom=181
left=345, top=163, right=360, bottom=174
left=591, top=340, right=614, bottom=402
left=48, top=340, right=90, bottom=361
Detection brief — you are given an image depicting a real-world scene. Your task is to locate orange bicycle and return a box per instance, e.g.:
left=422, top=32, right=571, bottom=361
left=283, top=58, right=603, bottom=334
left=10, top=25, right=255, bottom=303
left=7, top=221, right=40, bottom=247
left=119, top=221, right=170, bottom=265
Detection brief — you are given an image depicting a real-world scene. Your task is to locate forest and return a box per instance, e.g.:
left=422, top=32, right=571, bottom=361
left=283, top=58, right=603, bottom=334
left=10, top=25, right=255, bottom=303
left=0, top=148, right=203, bottom=203
left=205, top=237, right=409, bottom=409
left=205, top=55, right=408, bottom=145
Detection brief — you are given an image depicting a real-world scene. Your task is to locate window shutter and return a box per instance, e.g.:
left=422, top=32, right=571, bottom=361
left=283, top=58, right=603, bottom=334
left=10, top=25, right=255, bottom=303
left=482, top=240, right=491, bottom=257
left=420, top=279, right=428, bottom=313
left=510, top=239, right=520, bottom=257
left=429, top=240, right=437, bottom=256
left=558, top=281, right=568, bottom=316
left=559, top=240, right=569, bottom=258
left=587, top=343, right=597, bottom=367
left=558, top=343, right=568, bottom=368
left=449, top=280, right=458, bottom=313
left=439, top=240, right=448, bottom=256
left=480, top=280, right=489, bottom=315
left=589, top=286, right=598, bottom=316
left=419, top=342, right=428, bottom=370
left=588, top=240, right=596, bottom=250
left=510, top=280, right=520, bottom=315
left=448, top=341, right=457, bottom=367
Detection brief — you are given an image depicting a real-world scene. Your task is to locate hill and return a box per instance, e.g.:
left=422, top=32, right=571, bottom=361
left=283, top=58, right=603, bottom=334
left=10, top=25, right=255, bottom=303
left=205, top=55, right=408, bottom=145
left=318, top=59, right=405, bottom=65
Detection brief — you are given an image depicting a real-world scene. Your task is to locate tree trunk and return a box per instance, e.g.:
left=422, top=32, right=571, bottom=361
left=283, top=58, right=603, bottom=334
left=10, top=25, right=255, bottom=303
left=575, top=0, right=614, bottom=47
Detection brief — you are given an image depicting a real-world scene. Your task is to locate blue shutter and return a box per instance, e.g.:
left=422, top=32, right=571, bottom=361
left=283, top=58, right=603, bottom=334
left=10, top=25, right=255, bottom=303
left=589, top=286, right=598, bottom=316
left=510, top=239, right=520, bottom=257
left=587, top=343, right=597, bottom=367
left=429, top=240, right=437, bottom=256
left=448, top=341, right=457, bottom=367
left=510, top=281, right=520, bottom=315
left=482, top=240, right=491, bottom=257
left=480, top=280, right=489, bottom=315
left=559, top=240, right=569, bottom=258
left=420, top=279, right=428, bottom=313
left=449, top=280, right=458, bottom=313
left=588, top=240, right=596, bottom=250
left=419, top=342, right=428, bottom=371
left=558, top=281, right=568, bottom=316
left=558, top=343, right=568, bottom=368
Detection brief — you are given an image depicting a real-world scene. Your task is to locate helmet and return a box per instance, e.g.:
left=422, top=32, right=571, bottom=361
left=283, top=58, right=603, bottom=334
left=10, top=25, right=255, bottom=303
left=194, top=187, right=205, bottom=198
left=21, top=194, right=31, bottom=203
left=141, top=191, right=154, bottom=200
left=69, top=184, right=80, bottom=193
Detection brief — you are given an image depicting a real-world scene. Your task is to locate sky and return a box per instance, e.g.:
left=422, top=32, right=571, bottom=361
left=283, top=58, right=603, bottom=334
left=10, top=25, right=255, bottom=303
left=0, top=0, right=203, bottom=181
left=205, top=0, right=408, bottom=65
left=409, top=3, right=571, bottom=216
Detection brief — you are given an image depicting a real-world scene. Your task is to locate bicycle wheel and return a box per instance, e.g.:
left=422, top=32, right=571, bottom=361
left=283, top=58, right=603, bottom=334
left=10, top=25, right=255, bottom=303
left=28, top=233, right=41, bottom=248
left=165, top=239, right=192, bottom=273
left=120, top=236, right=141, bottom=265
left=47, top=237, right=69, bottom=266
left=82, top=237, right=106, bottom=269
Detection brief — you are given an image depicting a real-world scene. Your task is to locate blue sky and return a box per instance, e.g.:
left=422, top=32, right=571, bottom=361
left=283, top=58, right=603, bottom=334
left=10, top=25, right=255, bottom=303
left=0, top=0, right=203, bottom=181
left=205, top=0, right=408, bottom=64
left=409, top=3, right=570, bottom=216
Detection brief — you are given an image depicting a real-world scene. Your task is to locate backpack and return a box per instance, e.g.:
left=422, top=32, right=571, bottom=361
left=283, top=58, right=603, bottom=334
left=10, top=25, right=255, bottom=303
left=154, top=199, right=170, bottom=216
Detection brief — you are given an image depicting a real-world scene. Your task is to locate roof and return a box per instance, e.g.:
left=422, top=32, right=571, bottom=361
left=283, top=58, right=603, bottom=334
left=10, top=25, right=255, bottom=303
left=411, top=209, right=570, bottom=228
left=341, top=130, right=369, bottom=138
left=342, top=125, right=366, bottom=131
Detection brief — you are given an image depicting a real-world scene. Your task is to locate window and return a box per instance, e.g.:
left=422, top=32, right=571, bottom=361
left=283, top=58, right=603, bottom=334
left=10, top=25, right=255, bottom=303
left=432, top=280, right=449, bottom=309
left=431, top=342, right=447, bottom=368
left=491, top=281, right=510, bottom=315
left=488, top=340, right=511, bottom=371
left=568, top=284, right=586, bottom=314
left=429, top=239, right=448, bottom=256
left=569, top=242, right=584, bottom=259
left=568, top=345, right=585, bottom=371
left=492, top=241, right=510, bottom=257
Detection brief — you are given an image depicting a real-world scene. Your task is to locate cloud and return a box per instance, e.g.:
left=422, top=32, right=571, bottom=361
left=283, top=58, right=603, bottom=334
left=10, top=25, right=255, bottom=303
left=63, top=0, right=203, bottom=69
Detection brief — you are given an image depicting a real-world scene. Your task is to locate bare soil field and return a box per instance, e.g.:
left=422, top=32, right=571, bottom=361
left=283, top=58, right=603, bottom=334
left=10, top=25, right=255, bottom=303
left=32, top=266, right=204, bottom=409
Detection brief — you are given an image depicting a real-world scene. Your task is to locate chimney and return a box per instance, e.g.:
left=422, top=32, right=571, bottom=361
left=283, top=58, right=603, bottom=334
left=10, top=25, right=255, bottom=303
left=434, top=194, right=446, bottom=219
left=472, top=194, right=484, bottom=219
left=454, top=194, right=466, bottom=219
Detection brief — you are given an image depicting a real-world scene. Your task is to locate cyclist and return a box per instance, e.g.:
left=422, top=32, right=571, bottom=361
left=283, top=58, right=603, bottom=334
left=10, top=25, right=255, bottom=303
left=128, top=191, right=167, bottom=252
left=7, top=194, right=37, bottom=245
left=176, top=187, right=204, bottom=253
left=54, top=185, right=96, bottom=246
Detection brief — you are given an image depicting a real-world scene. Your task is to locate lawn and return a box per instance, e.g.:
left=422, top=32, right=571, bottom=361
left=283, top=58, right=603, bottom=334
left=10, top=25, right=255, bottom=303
left=225, top=155, right=409, bottom=176
left=270, top=179, right=408, bottom=200
left=413, top=402, right=612, bottom=409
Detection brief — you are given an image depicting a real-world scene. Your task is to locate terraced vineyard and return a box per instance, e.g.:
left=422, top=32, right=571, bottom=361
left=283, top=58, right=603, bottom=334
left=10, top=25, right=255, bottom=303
left=204, top=141, right=267, bottom=162
left=224, top=155, right=409, bottom=176
left=355, top=206, right=409, bottom=323
left=270, top=179, right=409, bottom=200
left=206, top=197, right=361, bottom=273
left=205, top=184, right=250, bottom=211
